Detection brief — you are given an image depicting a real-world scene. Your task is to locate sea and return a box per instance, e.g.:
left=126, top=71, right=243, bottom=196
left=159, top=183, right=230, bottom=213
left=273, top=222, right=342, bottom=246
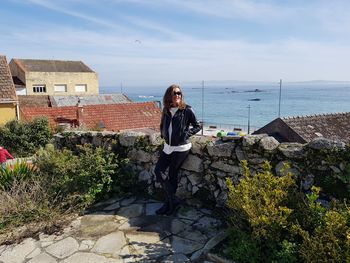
left=101, top=82, right=350, bottom=133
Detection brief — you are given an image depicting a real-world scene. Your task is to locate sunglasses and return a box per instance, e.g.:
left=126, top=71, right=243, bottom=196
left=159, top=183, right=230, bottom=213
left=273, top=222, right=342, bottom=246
left=173, top=91, right=182, bottom=96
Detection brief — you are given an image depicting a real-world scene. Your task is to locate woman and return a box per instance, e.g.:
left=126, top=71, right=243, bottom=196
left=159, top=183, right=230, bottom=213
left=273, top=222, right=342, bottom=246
left=155, top=84, right=201, bottom=215
left=0, top=146, right=14, bottom=170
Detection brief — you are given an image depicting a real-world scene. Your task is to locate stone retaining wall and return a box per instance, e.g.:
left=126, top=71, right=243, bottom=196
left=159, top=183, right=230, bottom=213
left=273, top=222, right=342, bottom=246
left=54, top=131, right=350, bottom=206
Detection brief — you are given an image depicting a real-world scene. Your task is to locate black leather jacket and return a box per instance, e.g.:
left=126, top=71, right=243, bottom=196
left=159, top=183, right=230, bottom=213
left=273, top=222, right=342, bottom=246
left=160, top=105, right=201, bottom=146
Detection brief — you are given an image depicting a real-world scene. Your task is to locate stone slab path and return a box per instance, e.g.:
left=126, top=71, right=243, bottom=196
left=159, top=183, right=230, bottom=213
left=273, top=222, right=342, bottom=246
left=0, top=196, right=228, bottom=263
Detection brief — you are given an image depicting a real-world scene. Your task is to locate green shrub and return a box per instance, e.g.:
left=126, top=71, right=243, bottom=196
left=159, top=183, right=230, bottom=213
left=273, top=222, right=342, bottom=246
left=225, top=160, right=298, bottom=262
left=0, top=161, right=57, bottom=233
left=0, top=158, right=61, bottom=234
left=0, top=143, right=137, bottom=237
left=0, top=161, right=37, bottom=191
left=292, top=187, right=350, bottom=262
left=0, top=117, right=51, bottom=156
left=226, top=160, right=295, bottom=241
left=0, top=178, right=54, bottom=231
left=34, top=144, right=137, bottom=210
left=294, top=210, right=350, bottom=262
left=225, top=160, right=350, bottom=263
left=225, top=228, right=261, bottom=263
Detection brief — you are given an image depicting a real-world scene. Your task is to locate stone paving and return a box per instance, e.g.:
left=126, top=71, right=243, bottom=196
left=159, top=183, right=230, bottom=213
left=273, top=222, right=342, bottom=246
left=0, top=196, right=228, bottom=263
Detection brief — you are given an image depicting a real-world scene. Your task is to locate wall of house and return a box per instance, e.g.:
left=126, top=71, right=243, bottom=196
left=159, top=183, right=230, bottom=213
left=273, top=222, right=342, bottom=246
left=9, top=60, right=26, bottom=84
left=54, top=131, right=350, bottom=206
left=0, top=103, right=17, bottom=125
left=9, top=60, right=99, bottom=96
left=25, top=71, right=99, bottom=95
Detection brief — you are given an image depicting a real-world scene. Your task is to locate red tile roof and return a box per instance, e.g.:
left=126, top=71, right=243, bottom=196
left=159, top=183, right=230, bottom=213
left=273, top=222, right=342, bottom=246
left=0, top=55, right=17, bottom=102
left=20, top=101, right=161, bottom=131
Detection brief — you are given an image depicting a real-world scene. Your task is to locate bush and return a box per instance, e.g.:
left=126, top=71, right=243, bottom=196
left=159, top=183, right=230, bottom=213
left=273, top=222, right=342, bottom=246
left=292, top=187, right=350, bottom=262
left=225, top=160, right=298, bottom=262
left=34, top=144, right=137, bottom=210
left=225, top=160, right=350, bottom=263
left=226, top=160, right=295, bottom=241
left=0, top=179, right=53, bottom=231
left=0, top=117, right=51, bottom=156
left=0, top=143, right=138, bottom=239
left=0, top=164, right=56, bottom=233
left=0, top=161, right=38, bottom=191
left=225, top=228, right=261, bottom=263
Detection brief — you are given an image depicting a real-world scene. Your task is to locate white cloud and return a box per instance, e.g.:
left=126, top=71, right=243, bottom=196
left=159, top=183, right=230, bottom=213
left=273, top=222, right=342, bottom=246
left=27, top=0, right=126, bottom=31
left=166, top=0, right=283, bottom=19
left=2, top=0, right=350, bottom=87
left=4, top=22, right=350, bottom=86
left=26, top=0, right=191, bottom=39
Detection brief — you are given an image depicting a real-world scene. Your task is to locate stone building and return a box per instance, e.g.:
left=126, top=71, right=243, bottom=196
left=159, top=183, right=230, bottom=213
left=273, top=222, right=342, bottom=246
left=0, top=55, right=18, bottom=125
left=9, top=58, right=99, bottom=96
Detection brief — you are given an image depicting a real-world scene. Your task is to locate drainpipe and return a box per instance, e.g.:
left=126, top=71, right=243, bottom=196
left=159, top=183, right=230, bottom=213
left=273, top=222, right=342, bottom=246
left=16, top=102, right=20, bottom=120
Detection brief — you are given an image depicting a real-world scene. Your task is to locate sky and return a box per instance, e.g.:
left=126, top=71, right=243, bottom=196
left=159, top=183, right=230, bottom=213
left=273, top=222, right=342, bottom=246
left=1, top=0, right=350, bottom=88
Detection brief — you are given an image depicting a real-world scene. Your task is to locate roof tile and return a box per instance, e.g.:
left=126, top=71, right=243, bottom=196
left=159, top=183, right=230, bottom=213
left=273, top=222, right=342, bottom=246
left=282, top=112, right=350, bottom=143
left=12, top=59, right=94, bottom=73
left=20, top=101, right=161, bottom=131
left=0, top=55, right=17, bottom=102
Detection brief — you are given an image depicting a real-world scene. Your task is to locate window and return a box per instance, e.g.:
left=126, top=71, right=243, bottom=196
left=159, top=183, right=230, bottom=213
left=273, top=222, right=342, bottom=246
left=33, top=85, right=46, bottom=93
left=54, top=84, right=67, bottom=93
left=75, top=84, right=87, bottom=92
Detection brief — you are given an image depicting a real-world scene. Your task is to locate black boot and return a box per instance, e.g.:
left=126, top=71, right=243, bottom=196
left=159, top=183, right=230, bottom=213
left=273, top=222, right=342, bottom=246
left=165, top=195, right=180, bottom=216
left=155, top=202, right=169, bottom=215
left=163, top=181, right=180, bottom=216
left=156, top=181, right=171, bottom=215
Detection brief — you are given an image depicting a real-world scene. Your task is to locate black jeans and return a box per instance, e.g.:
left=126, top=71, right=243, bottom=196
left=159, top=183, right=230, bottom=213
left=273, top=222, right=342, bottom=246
left=154, top=150, right=190, bottom=194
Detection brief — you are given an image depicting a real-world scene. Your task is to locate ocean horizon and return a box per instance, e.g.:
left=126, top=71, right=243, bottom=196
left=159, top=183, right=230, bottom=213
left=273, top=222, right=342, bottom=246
left=101, top=82, right=350, bottom=132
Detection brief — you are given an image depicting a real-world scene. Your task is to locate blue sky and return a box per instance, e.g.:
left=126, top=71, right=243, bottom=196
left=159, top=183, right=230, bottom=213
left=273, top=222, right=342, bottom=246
left=1, top=0, right=350, bottom=87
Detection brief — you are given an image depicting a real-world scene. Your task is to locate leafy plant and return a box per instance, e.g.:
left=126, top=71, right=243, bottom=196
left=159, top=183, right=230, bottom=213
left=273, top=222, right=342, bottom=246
left=0, top=161, right=38, bottom=191
left=0, top=162, right=57, bottom=234
left=34, top=144, right=136, bottom=210
left=292, top=188, right=350, bottom=262
left=225, top=160, right=298, bottom=262
left=226, top=160, right=295, bottom=240
left=225, top=160, right=350, bottom=263
left=0, top=178, right=53, bottom=231
left=0, top=117, right=51, bottom=156
left=225, top=228, right=261, bottom=263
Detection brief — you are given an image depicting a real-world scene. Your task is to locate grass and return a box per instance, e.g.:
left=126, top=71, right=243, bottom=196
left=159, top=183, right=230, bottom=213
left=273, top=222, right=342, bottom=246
left=0, top=177, right=76, bottom=245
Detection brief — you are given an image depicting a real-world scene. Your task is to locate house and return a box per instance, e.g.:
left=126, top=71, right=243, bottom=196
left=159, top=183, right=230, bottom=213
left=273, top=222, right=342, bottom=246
left=0, top=55, right=18, bottom=125
left=253, top=113, right=350, bottom=144
left=20, top=101, right=162, bottom=132
left=9, top=59, right=99, bottom=96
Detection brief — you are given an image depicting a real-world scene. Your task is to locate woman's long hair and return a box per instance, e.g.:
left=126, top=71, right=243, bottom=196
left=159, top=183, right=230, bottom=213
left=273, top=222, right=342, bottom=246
left=162, top=84, right=186, bottom=114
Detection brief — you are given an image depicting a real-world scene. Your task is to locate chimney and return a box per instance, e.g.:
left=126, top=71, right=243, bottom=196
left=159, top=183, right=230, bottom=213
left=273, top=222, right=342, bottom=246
left=76, top=98, right=83, bottom=127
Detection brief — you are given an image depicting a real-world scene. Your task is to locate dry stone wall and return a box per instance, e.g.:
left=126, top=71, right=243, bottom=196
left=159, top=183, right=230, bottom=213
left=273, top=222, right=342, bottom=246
left=54, top=131, right=350, bottom=206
